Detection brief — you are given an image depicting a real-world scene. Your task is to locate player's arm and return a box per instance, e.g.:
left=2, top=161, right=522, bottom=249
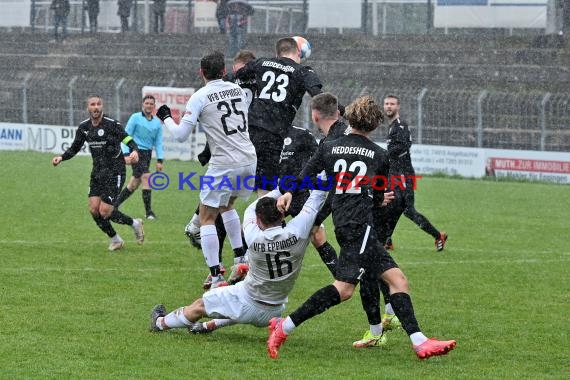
left=53, top=125, right=87, bottom=165
left=287, top=190, right=327, bottom=239
left=115, top=121, right=140, bottom=163
left=157, top=97, right=201, bottom=142
left=155, top=123, right=164, bottom=171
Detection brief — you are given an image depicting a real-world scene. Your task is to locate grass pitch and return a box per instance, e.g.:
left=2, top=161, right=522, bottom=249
left=0, top=151, right=568, bottom=379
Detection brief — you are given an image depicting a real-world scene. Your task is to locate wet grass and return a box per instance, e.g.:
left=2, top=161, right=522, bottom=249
left=0, top=151, right=568, bottom=379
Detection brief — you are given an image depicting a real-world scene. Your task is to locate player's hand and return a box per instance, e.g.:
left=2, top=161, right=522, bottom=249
left=381, top=191, right=395, bottom=207
left=52, top=156, right=62, bottom=166
left=124, top=155, right=132, bottom=165
left=276, top=192, right=293, bottom=213
left=129, top=150, right=139, bottom=164
left=156, top=162, right=163, bottom=172
left=156, top=105, right=172, bottom=121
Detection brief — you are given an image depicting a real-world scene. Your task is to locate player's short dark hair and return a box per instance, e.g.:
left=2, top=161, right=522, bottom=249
left=384, top=94, right=400, bottom=105
left=142, top=94, right=156, bottom=103
left=234, top=49, right=256, bottom=64
left=255, top=197, right=283, bottom=226
left=276, top=37, right=298, bottom=57
left=201, top=51, right=226, bottom=80
left=345, top=95, right=384, bottom=132
left=86, top=94, right=102, bottom=104
left=310, top=93, right=338, bottom=119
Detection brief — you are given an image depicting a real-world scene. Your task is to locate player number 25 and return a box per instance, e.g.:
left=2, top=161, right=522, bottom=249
left=218, top=99, right=247, bottom=136
left=259, top=71, right=289, bottom=102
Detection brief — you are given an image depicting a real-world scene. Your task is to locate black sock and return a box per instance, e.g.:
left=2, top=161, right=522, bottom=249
left=115, top=187, right=133, bottom=207
left=142, top=189, right=152, bottom=214
left=316, top=242, right=338, bottom=277
left=233, top=247, right=246, bottom=259
left=390, top=292, right=421, bottom=336
left=92, top=214, right=116, bottom=238
left=379, top=280, right=391, bottom=306
left=110, top=209, right=134, bottom=226
left=215, top=214, right=226, bottom=262
left=360, top=277, right=381, bottom=325
left=290, top=284, right=341, bottom=327
left=210, top=265, right=222, bottom=277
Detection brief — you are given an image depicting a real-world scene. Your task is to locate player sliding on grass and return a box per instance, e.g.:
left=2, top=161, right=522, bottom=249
left=266, top=95, right=456, bottom=360
left=149, top=188, right=326, bottom=334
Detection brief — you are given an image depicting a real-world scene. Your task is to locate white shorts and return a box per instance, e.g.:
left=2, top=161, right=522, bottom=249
left=203, top=281, right=285, bottom=327
left=200, top=163, right=256, bottom=208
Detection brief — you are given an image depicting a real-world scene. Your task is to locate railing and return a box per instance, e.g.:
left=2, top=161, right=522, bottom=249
left=1, top=70, right=568, bottom=152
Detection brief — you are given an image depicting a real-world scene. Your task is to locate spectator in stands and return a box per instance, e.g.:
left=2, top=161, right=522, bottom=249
left=86, top=0, right=100, bottom=33
left=118, top=0, right=133, bottom=32
left=50, top=0, right=70, bottom=42
left=227, top=0, right=254, bottom=58
left=153, top=0, right=167, bottom=34
left=215, top=0, right=229, bottom=34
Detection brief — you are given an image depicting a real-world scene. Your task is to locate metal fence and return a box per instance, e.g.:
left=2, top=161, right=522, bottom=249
left=2, top=72, right=568, bottom=152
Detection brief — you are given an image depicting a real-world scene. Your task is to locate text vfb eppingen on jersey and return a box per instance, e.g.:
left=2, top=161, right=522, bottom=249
left=147, top=172, right=422, bottom=191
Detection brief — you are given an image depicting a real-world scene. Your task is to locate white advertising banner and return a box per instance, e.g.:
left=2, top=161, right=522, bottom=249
left=0, top=0, right=30, bottom=27
left=141, top=86, right=206, bottom=161
left=434, top=0, right=547, bottom=29
left=485, top=149, right=570, bottom=184
left=194, top=0, right=218, bottom=28
left=308, top=0, right=362, bottom=29
left=0, top=122, right=89, bottom=155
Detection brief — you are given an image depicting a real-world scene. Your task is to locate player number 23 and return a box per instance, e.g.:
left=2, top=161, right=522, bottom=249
left=259, top=71, right=289, bottom=102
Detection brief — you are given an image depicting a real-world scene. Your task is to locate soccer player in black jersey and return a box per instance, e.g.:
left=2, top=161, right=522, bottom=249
left=266, top=96, right=456, bottom=360
left=378, top=95, right=447, bottom=252
left=52, top=95, right=145, bottom=251
left=235, top=37, right=324, bottom=196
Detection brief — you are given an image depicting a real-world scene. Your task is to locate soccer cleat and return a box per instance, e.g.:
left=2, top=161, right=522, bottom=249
left=202, top=265, right=227, bottom=290
left=133, top=218, right=145, bottom=244
left=228, top=256, right=249, bottom=285
left=384, top=237, right=395, bottom=251
left=108, top=238, right=125, bottom=252
left=414, top=338, right=457, bottom=359
left=352, top=330, right=387, bottom=348
left=435, top=232, right=448, bottom=252
left=185, top=223, right=201, bottom=249
left=146, top=211, right=157, bottom=220
left=187, top=321, right=214, bottom=334
left=209, top=274, right=229, bottom=289
left=149, top=304, right=167, bottom=332
left=267, top=317, right=288, bottom=359
left=382, top=313, right=402, bottom=331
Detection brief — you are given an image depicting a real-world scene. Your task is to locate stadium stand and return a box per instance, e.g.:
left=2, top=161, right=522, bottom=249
left=0, top=31, right=568, bottom=151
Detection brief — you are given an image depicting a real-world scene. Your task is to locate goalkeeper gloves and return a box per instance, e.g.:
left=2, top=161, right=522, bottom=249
left=156, top=105, right=172, bottom=121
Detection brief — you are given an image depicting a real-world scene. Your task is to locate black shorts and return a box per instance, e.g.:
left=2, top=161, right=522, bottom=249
left=88, top=171, right=126, bottom=205
left=334, top=224, right=398, bottom=284
left=131, top=150, right=152, bottom=178
left=249, top=126, right=282, bottom=191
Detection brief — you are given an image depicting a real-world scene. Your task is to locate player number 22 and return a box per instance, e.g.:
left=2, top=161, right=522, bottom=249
left=265, top=251, right=292, bottom=279
left=259, top=71, right=289, bottom=102
left=218, top=99, right=247, bottom=136
left=333, top=159, right=367, bottom=194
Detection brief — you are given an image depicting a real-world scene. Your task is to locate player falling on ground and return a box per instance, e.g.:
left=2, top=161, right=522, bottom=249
left=149, top=188, right=327, bottom=334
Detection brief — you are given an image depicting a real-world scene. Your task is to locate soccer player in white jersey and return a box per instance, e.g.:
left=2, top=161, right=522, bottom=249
left=155, top=51, right=256, bottom=288
left=148, top=188, right=327, bottom=333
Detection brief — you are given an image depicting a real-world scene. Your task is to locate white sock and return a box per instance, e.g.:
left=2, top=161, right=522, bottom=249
left=132, top=219, right=140, bottom=227
left=212, top=319, right=235, bottom=330
left=200, top=225, right=220, bottom=267
left=385, top=303, right=394, bottom=315
left=370, top=323, right=383, bottom=336
left=282, top=316, right=296, bottom=335
left=190, top=213, right=200, bottom=227
left=163, top=307, right=191, bottom=329
left=410, top=332, right=429, bottom=346
left=111, top=234, right=122, bottom=243
left=221, top=209, right=243, bottom=250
